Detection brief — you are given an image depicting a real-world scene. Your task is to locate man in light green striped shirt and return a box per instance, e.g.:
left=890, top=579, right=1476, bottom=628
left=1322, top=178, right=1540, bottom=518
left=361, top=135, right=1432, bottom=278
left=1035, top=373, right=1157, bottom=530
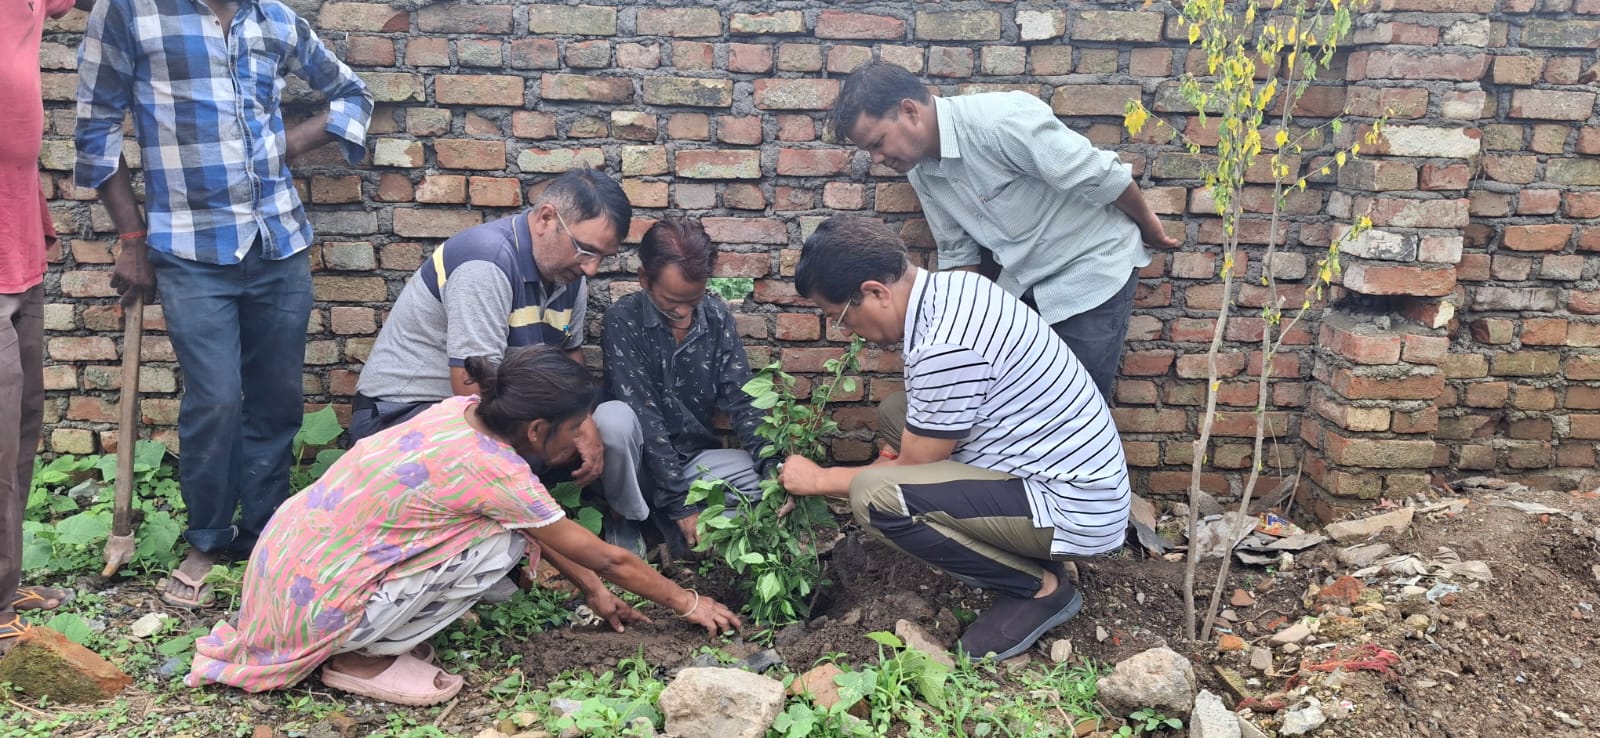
left=831, top=61, right=1177, bottom=404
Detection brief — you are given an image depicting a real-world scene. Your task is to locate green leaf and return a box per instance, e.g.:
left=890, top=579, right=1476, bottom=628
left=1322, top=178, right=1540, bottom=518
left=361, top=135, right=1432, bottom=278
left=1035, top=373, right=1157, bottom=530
left=738, top=552, right=766, bottom=565
left=756, top=572, right=781, bottom=602
left=132, top=440, right=168, bottom=472
left=135, top=511, right=184, bottom=568
left=865, top=631, right=904, bottom=649
left=750, top=393, right=780, bottom=410
left=157, top=633, right=198, bottom=657
left=44, top=613, right=94, bottom=645
left=20, top=524, right=53, bottom=572
left=576, top=507, right=604, bottom=535
left=55, top=510, right=112, bottom=547
left=296, top=405, right=346, bottom=448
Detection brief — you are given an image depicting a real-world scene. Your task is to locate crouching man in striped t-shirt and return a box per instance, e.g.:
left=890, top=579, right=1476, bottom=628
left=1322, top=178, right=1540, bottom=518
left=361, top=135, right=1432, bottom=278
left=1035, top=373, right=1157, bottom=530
left=778, top=216, right=1132, bottom=661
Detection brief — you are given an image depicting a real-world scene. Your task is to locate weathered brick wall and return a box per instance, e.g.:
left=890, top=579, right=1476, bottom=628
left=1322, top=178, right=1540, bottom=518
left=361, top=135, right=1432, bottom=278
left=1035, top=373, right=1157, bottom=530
left=31, top=1, right=1600, bottom=511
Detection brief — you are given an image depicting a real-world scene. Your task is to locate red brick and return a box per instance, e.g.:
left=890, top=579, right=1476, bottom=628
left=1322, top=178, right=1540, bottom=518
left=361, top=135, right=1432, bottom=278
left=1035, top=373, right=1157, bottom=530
left=434, top=139, right=505, bottom=170
left=345, top=36, right=395, bottom=66
left=622, top=180, right=668, bottom=208
left=776, top=148, right=851, bottom=176
left=393, top=209, right=483, bottom=239
left=667, top=113, right=711, bottom=140
left=434, top=75, right=525, bottom=106
left=716, top=115, right=763, bottom=145
left=816, top=11, right=906, bottom=39
left=1340, top=263, right=1456, bottom=297
left=874, top=183, right=920, bottom=213
left=1329, top=368, right=1444, bottom=401
left=1502, top=224, right=1573, bottom=252
left=510, top=39, right=561, bottom=70
left=1401, top=334, right=1449, bottom=365
left=754, top=79, right=840, bottom=110
left=415, top=174, right=466, bottom=204
left=728, top=43, right=772, bottom=73
left=469, top=177, right=522, bottom=207
left=1522, top=318, right=1569, bottom=345
left=541, top=74, right=633, bottom=103
left=1111, top=407, right=1188, bottom=433
left=776, top=313, right=820, bottom=341
left=1320, top=324, right=1402, bottom=365
left=701, top=217, right=787, bottom=244
left=772, top=186, right=811, bottom=211
left=722, top=183, right=765, bottom=211
left=777, top=115, right=815, bottom=142
left=638, top=7, right=721, bottom=37
left=1, top=626, right=132, bottom=702
left=417, top=3, right=512, bottom=34
left=1350, top=50, right=1489, bottom=81
left=1391, top=407, right=1439, bottom=434
left=310, top=175, right=361, bottom=204
left=1121, top=350, right=1176, bottom=377
left=676, top=150, right=762, bottom=180
left=1324, top=432, right=1439, bottom=468
left=1175, top=352, right=1246, bottom=379
left=317, top=3, right=408, bottom=33
left=1145, top=471, right=1229, bottom=496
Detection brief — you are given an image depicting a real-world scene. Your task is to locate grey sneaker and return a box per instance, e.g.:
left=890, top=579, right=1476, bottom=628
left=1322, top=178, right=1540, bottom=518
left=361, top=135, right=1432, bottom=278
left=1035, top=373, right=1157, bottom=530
left=957, top=579, right=1084, bottom=661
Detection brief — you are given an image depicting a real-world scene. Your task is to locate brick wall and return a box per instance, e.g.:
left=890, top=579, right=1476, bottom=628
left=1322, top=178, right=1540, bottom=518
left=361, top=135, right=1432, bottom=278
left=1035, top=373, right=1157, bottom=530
left=32, top=1, right=1600, bottom=513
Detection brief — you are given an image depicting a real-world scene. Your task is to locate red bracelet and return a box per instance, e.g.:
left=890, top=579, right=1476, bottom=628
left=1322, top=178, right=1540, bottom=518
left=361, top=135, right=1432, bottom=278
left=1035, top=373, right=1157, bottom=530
left=117, top=230, right=146, bottom=241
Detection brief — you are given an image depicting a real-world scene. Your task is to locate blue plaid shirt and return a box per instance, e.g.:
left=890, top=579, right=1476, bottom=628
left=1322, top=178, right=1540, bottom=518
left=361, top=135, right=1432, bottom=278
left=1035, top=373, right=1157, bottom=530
left=74, top=0, right=372, bottom=264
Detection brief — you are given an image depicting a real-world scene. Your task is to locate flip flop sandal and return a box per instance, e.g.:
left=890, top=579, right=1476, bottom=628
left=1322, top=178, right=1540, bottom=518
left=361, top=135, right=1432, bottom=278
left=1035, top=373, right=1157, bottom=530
left=320, top=652, right=463, bottom=706
left=0, top=613, right=32, bottom=653
left=159, top=569, right=215, bottom=609
left=12, top=586, right=72, bottom=611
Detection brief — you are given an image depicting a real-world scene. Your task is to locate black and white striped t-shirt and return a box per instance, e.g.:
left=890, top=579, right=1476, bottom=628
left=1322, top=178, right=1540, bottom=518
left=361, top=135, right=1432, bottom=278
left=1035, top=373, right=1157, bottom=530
left=903, top=269, right=1131, bottom=556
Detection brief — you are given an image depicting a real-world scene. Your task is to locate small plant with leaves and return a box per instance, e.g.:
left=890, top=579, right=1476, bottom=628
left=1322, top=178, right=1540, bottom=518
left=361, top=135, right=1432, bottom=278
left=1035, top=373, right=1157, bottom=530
left=1124, top=0, right=1384, bottom=642
left=290, top=405, right=347, bottom=491
left=1114, top=708, right=1183, bottom=736
left=22, top=441, right=184, bottom=577
left=689, top=337, right=865, bottom=625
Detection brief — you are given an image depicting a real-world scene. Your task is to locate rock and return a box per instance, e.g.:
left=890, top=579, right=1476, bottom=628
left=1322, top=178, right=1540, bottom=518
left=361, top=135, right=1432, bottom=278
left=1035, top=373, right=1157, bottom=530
left=840, top=608, right=862, bottom=626
left=1050, top=639, right=1073, bottom=663
left=253, top=727, right=278, bottom=738
left=1270, top=622, right=1313, bottom=646
left=1325, top=508, right=1413, bottom=543
left=659, top=667, right=785, bottom=738
left=789, top=663, right=847, bottom=710
left=1238, top=715, right=1271, bottom=738
left=894, top=620, right=955, bottom=668
left=549, top=698, right=583, bottom=717
left=1400, top=585, right=1428, bottom=600
left=511, top=713, right=540, bottom=729
left=1217, top=634, right=1246, bottom=652
left=1313, top=576, right=1366, bottom=608
left=1220, top=609, right=1239, bottom=622
left=0, top=626, right=132, bottom=703
left=1405, top=614, right=1431, bottom=630
left=1279, top=697, right=1327, bottom=735
left=1281, top=642, right=1302, bottom=654
left=474, top=730, right=510, bottom=738
left=129, top=612, right=168, bottom=639
left=325, top=712, right=358, bottom=738
left=1249, top=647, right=1273, bottom=672
left=1096, top=626, right=1110, bottom=642
left=740, top=649, right=783, bottom=674
left=626, top=717, right=656, bottom=737
left=1095, top=647, right=1197, bottom=715
left=511, top=732, right=553, bottom=738
left=1230, top=589, right=1255, bottom=607
left=1336, top=543, right=1392, bottom=568
left=1190, top=690, right=1242, bottom=738
left=1278, top=552, right=1295, bottom=571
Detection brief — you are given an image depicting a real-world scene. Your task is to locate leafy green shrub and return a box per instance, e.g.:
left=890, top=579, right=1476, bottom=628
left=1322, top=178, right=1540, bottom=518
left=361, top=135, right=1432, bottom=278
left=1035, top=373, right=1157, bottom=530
left=688, top=338, right=864, bottom=626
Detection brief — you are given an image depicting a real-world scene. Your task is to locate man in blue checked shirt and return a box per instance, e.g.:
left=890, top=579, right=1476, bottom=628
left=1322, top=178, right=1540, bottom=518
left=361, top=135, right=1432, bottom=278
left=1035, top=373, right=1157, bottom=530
left=74, top=0, right=372, bottom=608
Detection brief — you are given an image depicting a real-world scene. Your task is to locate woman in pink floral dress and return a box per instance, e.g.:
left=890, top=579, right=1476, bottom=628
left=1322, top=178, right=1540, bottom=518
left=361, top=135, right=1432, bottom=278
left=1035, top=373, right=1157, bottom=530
left=186, top=346, right=739, bottom=705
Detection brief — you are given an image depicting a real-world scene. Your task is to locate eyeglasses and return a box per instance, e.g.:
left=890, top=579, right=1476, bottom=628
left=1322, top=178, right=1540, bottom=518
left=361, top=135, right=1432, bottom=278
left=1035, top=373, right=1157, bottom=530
left=832, top=300, right=854, bottom=335
left=552, top=209, right=604, bottom=264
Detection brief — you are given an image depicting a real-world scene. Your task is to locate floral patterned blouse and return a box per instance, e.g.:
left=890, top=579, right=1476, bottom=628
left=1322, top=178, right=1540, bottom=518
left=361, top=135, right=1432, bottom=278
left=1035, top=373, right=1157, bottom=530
left=186, top=396, right=562, bottom=692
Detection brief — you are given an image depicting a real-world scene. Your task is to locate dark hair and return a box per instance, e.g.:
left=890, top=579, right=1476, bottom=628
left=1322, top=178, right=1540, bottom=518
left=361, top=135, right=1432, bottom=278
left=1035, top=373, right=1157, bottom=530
left=464, top=346, right=594, bottom=441
left=639, top=218, right=718, bottom=283
left=794, top=216, right=909, bottom=305
left=830, top=61, right=932, bottom=142
left=535, top=168, right=633, bottom=244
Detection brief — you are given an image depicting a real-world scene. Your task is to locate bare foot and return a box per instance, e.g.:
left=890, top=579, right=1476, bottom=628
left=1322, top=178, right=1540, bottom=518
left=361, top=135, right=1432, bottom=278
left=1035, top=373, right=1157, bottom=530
left=163, top=549, right=220, bottom=607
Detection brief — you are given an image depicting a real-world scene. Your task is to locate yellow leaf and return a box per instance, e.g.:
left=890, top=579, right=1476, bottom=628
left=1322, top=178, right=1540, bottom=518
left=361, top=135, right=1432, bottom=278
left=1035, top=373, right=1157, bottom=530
left=1320, top=166, right=1330, bottom=175
left=1335, top=151, right=1347, bottom=167
left=1274, top=129, right=1289, bottom=147
left=1189, top=24, right=1201, bottom=44
left=1125, top=106, right=1149, bottom=135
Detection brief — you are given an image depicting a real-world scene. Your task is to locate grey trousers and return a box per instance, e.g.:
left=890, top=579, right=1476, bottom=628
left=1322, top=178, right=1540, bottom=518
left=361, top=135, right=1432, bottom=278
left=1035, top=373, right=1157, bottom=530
left=0, top=285, right=44, bottom=617
left=597, top=401, right=762, bottom=519
left=338, top=531, right=526, bottom=656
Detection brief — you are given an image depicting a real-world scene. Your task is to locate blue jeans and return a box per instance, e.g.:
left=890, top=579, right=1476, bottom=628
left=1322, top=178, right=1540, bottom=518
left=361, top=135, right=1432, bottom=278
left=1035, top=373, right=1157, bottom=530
left=149, top=244, right=313, bottom=555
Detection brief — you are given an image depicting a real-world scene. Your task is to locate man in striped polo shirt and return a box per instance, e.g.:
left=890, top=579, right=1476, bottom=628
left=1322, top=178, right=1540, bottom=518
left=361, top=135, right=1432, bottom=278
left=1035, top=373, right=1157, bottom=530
left=780, top=216, right=1132, bottom=661
left=830, top=61, right=1178, bottom=405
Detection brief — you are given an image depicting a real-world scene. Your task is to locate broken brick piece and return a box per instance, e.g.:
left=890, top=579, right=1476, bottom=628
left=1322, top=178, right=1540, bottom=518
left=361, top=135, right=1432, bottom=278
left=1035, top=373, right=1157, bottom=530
left=0, top=626, right=132, bottom=703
